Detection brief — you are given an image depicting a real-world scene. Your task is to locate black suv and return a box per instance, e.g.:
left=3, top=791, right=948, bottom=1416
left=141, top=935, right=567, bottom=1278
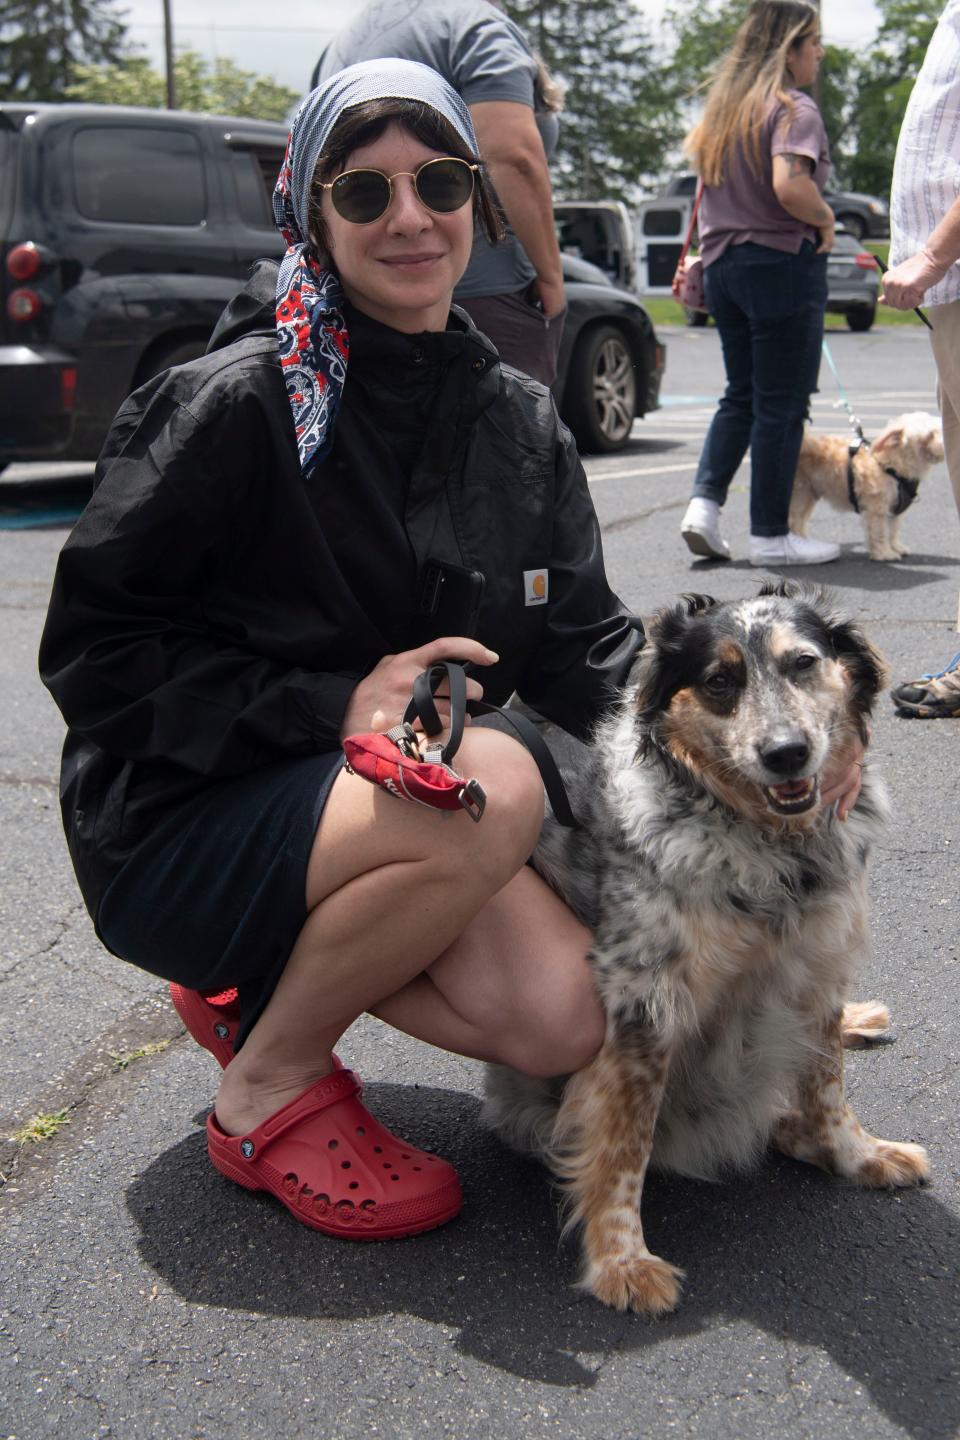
left=1, top=103, right=290, bottom=468
left=1, top=102, right=663, bottom=464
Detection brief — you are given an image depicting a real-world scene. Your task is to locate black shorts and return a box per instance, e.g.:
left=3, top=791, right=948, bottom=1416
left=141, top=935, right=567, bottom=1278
left=98, top=752, right=344, bottom=1045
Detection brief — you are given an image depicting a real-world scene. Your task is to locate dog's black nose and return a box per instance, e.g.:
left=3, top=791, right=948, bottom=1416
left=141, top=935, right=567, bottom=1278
left=760, top=739, right=810, bottom=775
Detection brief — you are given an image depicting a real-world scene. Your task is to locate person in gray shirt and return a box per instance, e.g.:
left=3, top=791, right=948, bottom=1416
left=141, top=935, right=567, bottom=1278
left=314, top=0, right=566, bottom=384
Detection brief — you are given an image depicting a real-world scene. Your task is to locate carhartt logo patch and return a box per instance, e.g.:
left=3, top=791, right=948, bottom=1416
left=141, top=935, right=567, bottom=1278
left=523, top=569, right=548, bottom=606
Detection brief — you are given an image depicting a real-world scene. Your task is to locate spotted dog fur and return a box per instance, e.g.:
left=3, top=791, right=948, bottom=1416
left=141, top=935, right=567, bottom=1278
left=790, top=411, right=943, bottom=561
left=484, top=584, right=930, bottom=1314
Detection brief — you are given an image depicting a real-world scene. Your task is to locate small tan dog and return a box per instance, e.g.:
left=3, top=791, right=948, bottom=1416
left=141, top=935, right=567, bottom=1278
left=790, top=411, right=943, bottom=561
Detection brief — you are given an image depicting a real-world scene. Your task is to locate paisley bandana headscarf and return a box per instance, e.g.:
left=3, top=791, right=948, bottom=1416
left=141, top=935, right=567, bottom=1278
left=272, top=59, right=479, bottom=475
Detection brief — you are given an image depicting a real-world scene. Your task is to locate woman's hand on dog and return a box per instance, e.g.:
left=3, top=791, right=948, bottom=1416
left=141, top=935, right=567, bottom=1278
left=339, top=637, right=498, bottom=740
left=821, top=734, right=867, bottom=821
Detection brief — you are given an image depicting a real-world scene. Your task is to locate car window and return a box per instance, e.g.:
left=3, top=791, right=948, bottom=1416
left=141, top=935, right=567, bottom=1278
left=641, top=208, right=683, bottom=237
left=0, top=129, right=14, bottom=234
left=229, top=147, right=285, bottom=230
left=72, top=126, right=206, bottom=225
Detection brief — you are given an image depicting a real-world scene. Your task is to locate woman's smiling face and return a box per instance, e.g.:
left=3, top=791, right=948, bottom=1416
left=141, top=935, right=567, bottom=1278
left=320, top=121, right=475, bottom=333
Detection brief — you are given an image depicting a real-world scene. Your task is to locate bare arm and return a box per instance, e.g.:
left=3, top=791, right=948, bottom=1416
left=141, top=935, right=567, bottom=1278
left=882, top=191, right=960, bottom=309
left=772, top=152, right=835, bottom=253
left=469, top=99, right=565, bottom=316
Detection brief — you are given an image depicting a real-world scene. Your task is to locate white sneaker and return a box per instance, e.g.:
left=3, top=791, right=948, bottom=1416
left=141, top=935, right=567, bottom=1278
left=681, top=497, right=731, bottom=560
left=749, top=532, right=841, bottom=567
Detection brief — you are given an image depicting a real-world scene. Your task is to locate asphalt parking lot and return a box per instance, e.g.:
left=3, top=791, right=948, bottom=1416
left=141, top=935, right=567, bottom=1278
left=1, top=323, right=957, bottom=1440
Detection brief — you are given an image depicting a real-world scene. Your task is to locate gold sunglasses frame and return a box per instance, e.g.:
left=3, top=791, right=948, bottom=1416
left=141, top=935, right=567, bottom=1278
left=318, top=157, right=479, bottom=225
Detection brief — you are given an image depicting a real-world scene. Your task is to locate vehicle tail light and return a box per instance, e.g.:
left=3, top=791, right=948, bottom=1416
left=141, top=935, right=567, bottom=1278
left=61, top=366, right=78, bottom=411
left=855, top=253, right=878, bottom=269
left=7, top=288, right=42, bottom=322
left=6, top=242, right=42, bottom=281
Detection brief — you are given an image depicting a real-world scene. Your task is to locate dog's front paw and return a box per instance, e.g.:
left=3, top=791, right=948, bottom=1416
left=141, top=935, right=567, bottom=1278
left=856, top=1139, right=930, bottom=1188
left=868, top=548, right=900, bottom=562
left=581, top=1252, right=684, bottom=1315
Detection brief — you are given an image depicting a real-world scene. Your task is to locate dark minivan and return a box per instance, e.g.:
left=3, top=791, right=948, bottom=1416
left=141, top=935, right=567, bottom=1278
left=1, top=102, right=663, bottom=465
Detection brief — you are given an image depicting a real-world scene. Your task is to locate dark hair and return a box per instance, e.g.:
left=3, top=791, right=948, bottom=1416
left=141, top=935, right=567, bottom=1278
left=306, top=97, right=502, bottom=258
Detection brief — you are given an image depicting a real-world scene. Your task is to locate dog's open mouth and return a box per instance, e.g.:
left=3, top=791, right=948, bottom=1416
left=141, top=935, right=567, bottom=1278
left=763, top=776, right=819, bottom=815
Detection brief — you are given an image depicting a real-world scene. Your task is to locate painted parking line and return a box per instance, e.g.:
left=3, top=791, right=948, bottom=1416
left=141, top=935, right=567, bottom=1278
left=586, top=460, right=698, bottom=483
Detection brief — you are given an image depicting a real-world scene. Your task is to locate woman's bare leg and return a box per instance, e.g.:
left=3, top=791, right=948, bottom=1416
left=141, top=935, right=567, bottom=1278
left=372, top=864, right=603, bottom=1077
left=214, top=729, right=550, bottom=1134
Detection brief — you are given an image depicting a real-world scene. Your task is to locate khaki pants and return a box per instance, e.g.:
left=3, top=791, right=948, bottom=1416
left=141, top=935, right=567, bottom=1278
left=929, top=297, right=960, bottom=515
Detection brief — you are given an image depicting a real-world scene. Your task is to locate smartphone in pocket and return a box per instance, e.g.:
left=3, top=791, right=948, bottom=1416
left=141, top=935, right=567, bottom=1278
left=419, top=560, right=485, bottom=638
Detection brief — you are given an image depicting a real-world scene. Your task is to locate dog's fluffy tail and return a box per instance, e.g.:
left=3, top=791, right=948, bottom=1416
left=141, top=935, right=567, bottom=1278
left=841, top=1000, right=891, bottom=1047
left=481, top=1064, right=566, bottom=1159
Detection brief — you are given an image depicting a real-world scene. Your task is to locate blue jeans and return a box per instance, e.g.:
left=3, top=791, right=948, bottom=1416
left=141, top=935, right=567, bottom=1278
left=691, top=241, right=827, bottom=536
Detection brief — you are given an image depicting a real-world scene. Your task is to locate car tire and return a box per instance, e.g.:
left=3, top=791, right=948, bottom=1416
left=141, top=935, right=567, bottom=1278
left=563, top=324, right=638, bottom=453
left=134, top=336, right=209, bottom=387
left=846, top=306, right=876, bottom=332
left=835, top=212, right=866, bottom=241
left=683, top=306, right=709, bottom=328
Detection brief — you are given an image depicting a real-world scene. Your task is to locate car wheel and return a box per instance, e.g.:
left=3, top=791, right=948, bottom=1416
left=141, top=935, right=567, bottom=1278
left=563, top=324, right=637, bottom=453
left=683, top=306, right=709, bottom=327
left=846, top=306, right=875, bottom=332
left=836, top=212, right=866, bottom=241
left=135, top=336, right=208, bottom=387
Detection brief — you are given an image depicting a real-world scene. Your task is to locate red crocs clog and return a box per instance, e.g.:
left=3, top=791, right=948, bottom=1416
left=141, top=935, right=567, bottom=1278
left=170, top=983, right=241, bottom=1068
left=206, top=1067, right=462, bottom=1240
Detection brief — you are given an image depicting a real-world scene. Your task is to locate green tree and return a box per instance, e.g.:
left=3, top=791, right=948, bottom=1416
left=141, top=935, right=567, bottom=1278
left=66, top=50, right=298, bottom=121
left=502, top=0, right=681, bottom=199
left=843, top=0, right=939, bottom=197
left=0, top=0, right=130, bottom=101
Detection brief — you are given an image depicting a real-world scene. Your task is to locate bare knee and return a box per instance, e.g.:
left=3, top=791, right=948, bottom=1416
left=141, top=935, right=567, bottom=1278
left=497, top=986, right=606, bottom=1079
left=452, top=729, right=546, bottom=880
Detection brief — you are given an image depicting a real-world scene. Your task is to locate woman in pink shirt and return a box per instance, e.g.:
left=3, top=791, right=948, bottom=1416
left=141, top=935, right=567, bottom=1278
left=679, top=0, right=840, bottom=567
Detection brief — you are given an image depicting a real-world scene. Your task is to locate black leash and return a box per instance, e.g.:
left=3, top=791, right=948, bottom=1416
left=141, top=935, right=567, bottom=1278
left=405, top=662, right=580, bottom=829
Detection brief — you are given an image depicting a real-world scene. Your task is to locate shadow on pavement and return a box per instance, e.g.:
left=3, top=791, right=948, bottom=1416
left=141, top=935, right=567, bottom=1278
left=688, top=551, right=958, bottom=590
left=128, top=1081, right=959, bottom=1438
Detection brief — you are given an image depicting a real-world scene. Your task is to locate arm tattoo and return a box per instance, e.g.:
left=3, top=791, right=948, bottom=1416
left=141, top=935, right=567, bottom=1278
left=781, top=152, right=815, bottom=179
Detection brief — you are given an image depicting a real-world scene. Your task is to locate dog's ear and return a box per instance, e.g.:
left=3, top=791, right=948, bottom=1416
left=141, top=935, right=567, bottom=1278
left=633, top=595, right=718, bottom=728
left=872, top=425, right=904, bottom=455
left=824, top=613, right=888, bottom=736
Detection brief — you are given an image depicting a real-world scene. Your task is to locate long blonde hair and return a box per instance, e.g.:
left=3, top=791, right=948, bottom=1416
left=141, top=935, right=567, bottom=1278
left=684, top=1, right=818, bottom=185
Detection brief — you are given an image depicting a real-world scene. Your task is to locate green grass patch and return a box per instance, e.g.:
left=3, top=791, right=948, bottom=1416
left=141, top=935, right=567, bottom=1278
left=11, top=1107, right=71, bottom=1145
left=109, top=1038, right=172, bottom=1071
left=644, top=290, right=926, bottom=330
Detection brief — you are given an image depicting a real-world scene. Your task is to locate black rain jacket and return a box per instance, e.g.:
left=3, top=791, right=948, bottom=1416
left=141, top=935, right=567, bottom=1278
left=39, top=261, right=643, bottom=920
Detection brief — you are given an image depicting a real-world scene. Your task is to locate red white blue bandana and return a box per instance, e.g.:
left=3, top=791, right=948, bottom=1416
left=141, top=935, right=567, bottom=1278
left=274, top=134, right=348, bottom=475
left=271, top=59, right=479, bottom=475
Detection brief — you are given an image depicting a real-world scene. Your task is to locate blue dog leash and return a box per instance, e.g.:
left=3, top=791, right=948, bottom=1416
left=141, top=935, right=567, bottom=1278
left=820, top=338, right=867, bottom=446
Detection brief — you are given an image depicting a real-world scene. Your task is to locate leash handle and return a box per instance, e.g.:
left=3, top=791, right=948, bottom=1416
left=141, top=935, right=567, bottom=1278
left=403, top=662, right=579, bottom=828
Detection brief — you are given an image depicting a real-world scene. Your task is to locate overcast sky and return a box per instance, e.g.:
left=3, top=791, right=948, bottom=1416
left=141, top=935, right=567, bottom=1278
left=119, top=0, right=883, bottom=96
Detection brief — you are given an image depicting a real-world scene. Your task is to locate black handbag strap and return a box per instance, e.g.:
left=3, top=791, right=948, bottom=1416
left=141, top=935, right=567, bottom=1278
left=402, top=662, right=579, bottom=829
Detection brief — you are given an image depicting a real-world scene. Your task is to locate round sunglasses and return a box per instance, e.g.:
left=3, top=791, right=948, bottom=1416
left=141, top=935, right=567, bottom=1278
left=319, top=156, right=478, bottom=225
